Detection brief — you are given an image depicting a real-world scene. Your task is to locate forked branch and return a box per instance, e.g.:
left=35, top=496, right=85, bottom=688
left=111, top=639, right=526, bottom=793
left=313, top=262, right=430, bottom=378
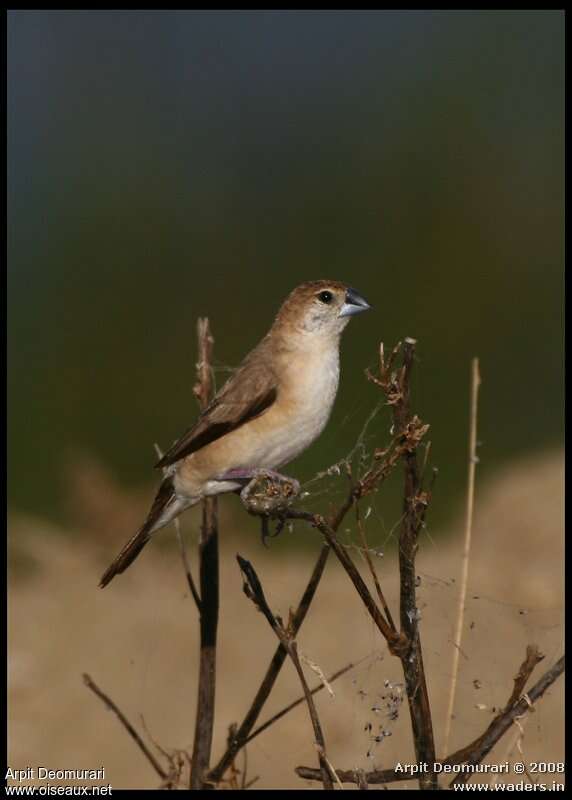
left=236, top=555, right=335, bottom=789
left=241, top=338, right=437, bottom=789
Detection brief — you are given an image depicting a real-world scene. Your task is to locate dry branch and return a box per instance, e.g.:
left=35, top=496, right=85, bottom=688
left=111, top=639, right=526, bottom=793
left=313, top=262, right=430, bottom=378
left=355, top=502, right=397, bottom=633
left=237, top=555, right=334, bottom=789
left=208, top=542, right=332, bottom=784
left=385, top=339, right=436, bottom=789
left=246, top=660, right=358, bottom=745
left=208, top=482, right=361, bottom=785
left=283, top=509, right=405, bottom=652
left=448, top=649, right=560, bottom=788
left=189, top=317, right=220, bottom=790
left=505, top=644, right=545, bottom=710
left=88, top=332, right=562, bottom=792
left=239, top=338, right=437, bottom=789
left=83, top=674, right=168, bottom=781
left=296, top=764, right=411, bottom=786
left=174, top=516, right=202, bottom=612
left=154, top=442, right=202, bottom=613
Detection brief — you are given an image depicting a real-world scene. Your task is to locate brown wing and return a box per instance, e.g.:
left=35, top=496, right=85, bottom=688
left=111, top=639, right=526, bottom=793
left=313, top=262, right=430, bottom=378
left=154, top=354, right=278, bottom=469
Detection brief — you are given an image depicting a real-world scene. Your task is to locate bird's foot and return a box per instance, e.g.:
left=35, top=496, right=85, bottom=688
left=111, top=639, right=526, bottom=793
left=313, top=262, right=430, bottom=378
left=259, top=514, right=292, bottom=548
left=218, top=467, right=300, bottom=492
left=237, top=469, right=301, bottom=506
left=222, top=468, right=301, bottom=545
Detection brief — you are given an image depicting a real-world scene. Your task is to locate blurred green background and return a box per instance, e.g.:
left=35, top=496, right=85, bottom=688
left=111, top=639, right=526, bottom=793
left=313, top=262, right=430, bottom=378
left=8, top=10, right=564, bottom=532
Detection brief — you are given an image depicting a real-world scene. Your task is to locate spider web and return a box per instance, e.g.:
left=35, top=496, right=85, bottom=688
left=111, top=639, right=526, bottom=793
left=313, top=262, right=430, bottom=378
left=264, top=406, right=565, bottom=789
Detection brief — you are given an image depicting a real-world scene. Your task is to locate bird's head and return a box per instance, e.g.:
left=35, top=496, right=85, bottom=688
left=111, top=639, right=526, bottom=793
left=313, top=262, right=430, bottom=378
left=274, top=280, right=371, bottom=342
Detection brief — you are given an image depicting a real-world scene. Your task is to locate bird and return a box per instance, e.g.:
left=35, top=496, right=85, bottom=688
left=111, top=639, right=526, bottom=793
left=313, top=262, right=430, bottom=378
left=99, top=280, right=371, bottom=587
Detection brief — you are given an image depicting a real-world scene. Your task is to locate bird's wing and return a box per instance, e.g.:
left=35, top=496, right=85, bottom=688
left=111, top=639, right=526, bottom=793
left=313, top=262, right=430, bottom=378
left=154, top=354, right=278, bottom=469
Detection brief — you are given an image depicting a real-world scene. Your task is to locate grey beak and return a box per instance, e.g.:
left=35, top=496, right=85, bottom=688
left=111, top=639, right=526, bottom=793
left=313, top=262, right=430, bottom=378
left=339, top=286, right=372, bottom=318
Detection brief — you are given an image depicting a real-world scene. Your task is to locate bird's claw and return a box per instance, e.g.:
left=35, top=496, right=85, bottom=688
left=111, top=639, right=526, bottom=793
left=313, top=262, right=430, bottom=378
left=260, top=514, right=288, bottom=548
left=238, top=469, right=301, bottom=506
left=232, top=469, right=300, bottom=544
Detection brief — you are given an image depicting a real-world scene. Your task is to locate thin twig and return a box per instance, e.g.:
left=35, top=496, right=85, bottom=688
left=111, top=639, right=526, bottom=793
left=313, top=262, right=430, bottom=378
left=283, top=510, right=404, bottom=653
left=355, top=503, right=396, bottom=633
left=83, top=673, right=167, bottom=781
left=449, top=653, right=564, bottom=787
left=174, top=517, right=201, bottom=612
left=139, top=713, right=193, bottom=788
left=190, top=317, right=220, bottom=790
left=239, top=339, right=437, bottom=788
left=237, top=555, right=334, bottom=790
left=240, top=741, right=248, bottom=790
left=490, top=712, right=536, bottom=787
left=208, top=483, right=361, bottom=785
left=443, top=357, right=481, bottom=755
left=208, top=542, right=332, bottom=784
left=245, top=660, right=361, bottom=744
left=154, top=442, right=201, bottom=612
left=505, top=644, right=545, bottom=710
left=296, top=765, right=412, bottom=786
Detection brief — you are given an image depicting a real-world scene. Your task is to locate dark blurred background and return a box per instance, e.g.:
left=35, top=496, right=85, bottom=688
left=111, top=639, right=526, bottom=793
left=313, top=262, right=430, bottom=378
left=8, top=10, right=564, bottom=533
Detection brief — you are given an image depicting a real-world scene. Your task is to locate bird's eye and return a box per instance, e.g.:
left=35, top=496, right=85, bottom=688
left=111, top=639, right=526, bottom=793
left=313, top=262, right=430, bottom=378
left=317, top=291, right=333, bottom=304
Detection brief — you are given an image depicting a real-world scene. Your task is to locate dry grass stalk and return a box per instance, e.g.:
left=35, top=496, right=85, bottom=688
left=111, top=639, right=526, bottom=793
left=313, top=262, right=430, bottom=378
left=442, top=357, right=481, bottom=756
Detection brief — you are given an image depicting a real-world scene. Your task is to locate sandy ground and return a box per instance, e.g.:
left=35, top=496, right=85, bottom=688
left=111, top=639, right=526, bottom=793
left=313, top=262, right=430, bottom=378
left=8, top=450, right=564, bottom=790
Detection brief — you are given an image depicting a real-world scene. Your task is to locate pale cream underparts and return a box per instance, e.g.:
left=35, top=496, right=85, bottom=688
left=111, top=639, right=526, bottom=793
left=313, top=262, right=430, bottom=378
left=162, top=323, right=347, bottom=531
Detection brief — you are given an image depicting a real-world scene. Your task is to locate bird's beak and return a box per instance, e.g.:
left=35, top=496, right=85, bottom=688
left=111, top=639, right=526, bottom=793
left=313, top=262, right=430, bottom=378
left=339, top=287, right=372, bottom=318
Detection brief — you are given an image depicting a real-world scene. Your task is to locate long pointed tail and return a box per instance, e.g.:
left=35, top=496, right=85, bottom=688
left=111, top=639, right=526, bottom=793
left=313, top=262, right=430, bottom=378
left=99, top=526, right=152, bottom=588
left=99, top=478, right=177, bottom=588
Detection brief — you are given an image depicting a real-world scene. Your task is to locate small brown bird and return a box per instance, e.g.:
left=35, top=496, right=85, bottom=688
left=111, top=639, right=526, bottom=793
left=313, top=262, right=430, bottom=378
left=100, top=280, right=370, bottom=587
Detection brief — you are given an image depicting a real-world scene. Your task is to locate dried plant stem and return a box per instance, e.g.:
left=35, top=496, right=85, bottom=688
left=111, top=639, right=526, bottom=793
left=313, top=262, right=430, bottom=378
left=174, top=517, right=201, bottom=612
left=442, top=357, right=481, bottom=756
left=355, top=503, right=396, bottom=632
left=236, top=555, right=334, bottom=789
left=241, top=338, right=437, bottom=789
left=491, top=716, right=530, bottom=788
left=509, top=645, right=543, bottom=702
left=190, top=318, right=220, bottom=790
left=208, top=542, right=332, bottom=784
left=83, top=674, right=168, bottom=781
left=449, top=652, right=563, bottom=787
left=387, top=338, right=436, bottom=789
left=208, top=485, right=360, bottom=785
left=154, top=442, right=201, bottom=613
left=245, top=659, right=358, bottom=745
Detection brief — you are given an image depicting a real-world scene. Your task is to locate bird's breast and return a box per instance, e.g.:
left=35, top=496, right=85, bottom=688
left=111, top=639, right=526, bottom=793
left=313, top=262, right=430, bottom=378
left=175, top=345, right=341, bottom=492
left=268, top=346, right=340, bottom=468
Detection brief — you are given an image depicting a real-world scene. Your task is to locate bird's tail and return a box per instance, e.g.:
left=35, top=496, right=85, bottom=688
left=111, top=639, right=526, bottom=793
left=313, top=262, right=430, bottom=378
left=99, top=478, right=180, bottom=588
